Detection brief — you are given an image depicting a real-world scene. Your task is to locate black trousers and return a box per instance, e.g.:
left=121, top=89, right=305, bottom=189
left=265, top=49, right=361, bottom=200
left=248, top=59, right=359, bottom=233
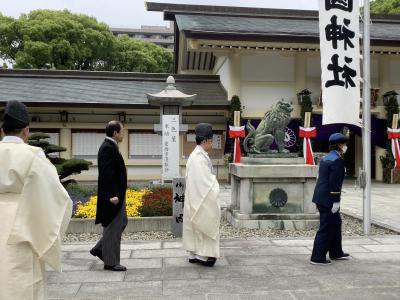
left=92, top=202, right=128, bottom=266
left=311, top=204, right=344, bottom=262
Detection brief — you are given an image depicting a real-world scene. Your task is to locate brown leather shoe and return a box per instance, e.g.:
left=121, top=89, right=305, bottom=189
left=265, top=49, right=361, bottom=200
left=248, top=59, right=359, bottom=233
left=104, top=264, right=127, bottom=271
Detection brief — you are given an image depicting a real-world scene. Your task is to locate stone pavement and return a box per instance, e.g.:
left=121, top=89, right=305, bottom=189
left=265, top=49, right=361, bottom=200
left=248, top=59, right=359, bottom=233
left=341, top=181, right=400, bottom=233
left=49, top=236, right=400, bottom=300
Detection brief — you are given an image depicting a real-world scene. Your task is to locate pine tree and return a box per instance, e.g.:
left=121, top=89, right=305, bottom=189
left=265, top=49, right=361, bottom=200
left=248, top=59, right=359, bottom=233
left=28, top=132, right=92, bottom=184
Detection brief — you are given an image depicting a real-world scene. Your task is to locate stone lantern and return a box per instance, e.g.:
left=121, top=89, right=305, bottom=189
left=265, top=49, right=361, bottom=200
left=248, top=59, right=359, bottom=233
left=146, top=76, right=196, bottom=181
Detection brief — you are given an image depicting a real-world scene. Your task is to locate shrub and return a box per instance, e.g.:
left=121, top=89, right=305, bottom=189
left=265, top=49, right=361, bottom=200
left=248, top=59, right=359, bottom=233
left=139, top=186, right=173, bottom=217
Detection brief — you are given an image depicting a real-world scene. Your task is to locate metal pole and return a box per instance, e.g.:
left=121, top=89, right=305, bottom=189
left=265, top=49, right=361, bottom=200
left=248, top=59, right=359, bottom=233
left=362, top=0, right=371, bottom=235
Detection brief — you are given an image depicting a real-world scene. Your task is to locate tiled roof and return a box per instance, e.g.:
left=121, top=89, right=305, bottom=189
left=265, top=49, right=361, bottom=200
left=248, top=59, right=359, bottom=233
left=0, top=70, right=228, bottom=107
left=175, top=14, right=400, bottom=43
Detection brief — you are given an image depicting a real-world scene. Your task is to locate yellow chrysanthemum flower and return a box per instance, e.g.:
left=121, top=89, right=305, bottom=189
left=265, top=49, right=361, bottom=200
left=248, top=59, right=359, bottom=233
left=75, top=188, right=149, bottom=218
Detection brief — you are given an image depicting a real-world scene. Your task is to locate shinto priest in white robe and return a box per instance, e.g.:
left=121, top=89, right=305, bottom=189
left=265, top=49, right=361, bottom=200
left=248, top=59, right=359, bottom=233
left=182, top=145, right=220, bottom=258
left=0, top=136, right=72, bottom=300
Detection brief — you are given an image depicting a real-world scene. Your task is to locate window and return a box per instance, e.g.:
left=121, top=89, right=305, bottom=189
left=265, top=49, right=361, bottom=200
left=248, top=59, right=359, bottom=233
left=72, top=132, right=104, bottom=159
left=183, top=131, right=225, bottom=159
left=129, top=132, right=162, bottom=159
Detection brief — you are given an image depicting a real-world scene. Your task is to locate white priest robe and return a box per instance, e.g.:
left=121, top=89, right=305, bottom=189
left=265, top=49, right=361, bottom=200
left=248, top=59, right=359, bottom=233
left=0, top=137, right=72, bottom=300
left=182, top=145, right=220, bottom=258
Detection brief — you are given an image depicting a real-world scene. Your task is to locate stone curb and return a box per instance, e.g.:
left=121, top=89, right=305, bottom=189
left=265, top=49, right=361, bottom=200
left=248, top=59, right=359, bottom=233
left=67, top=217, right=172, bottom=234
left=341, top=210, right=400, bottom=234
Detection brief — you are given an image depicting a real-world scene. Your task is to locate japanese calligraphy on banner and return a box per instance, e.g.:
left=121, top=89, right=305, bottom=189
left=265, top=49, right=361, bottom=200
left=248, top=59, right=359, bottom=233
left=162, top=115, right=180, bottom=180
left=319, top=0, right=361, bottom=126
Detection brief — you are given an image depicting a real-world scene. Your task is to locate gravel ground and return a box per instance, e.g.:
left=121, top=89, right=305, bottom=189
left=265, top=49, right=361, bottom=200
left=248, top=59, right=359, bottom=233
left=62, top=213, right=397, bottom=243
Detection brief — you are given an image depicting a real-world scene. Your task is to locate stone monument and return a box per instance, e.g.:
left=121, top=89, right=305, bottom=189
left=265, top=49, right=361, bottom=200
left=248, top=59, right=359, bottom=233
left=227, top=100, right=319, bottom=230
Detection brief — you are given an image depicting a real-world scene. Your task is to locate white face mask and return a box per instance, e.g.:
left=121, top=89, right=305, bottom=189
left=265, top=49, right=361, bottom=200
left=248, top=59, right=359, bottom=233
left=341, top=145, right=348, bottom=154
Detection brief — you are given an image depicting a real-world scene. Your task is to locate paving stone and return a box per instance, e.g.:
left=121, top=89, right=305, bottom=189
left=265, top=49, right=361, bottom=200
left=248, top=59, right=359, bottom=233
left=69, top=250, right=131, bottom=260
left=206, top=291, right=294, bottom=300
left=121, top=241, right=162, bottom=250
left=163, top=257, right=229, bottom=268
left=162, top=241, right=183, bottom=249
left=226, top=255, right=298, bottom=266
left=92, top=258, right=162, bottom=270
left=361, top=244, right=400, bottom=252
left=372, top=236, right=400, bottom=244
left=163, top=276, right=324, bottom=296
left=267, top=263, right=337, bottom=277
left=350, top=252, right=400, bottom=262
left=197, top=265, right=273, bottom=279
left=221, top=246, right=310, bottom=256
left=305, top=244, right=371, bottom=253
left=62, top=243, right=94, bottom=252
left=131, top=248, right=188, bottom=258
left=47, top=283, right=81, bottom=298
left=125, top=267, right=200, bottom=281
left=61, top=259, right=96, bottom=271
left=220, top=239, right=273, bottom=247
left=48, top=270, right=125, bottom=284
left=331, top=261, right=400, bottom=274
left=76, top=281, right=162, bottom=298
left=292, top=288, right=400, bottom=300
left=341, top=238, right=380, bottom=245
left=119, top=296, right=205, bottom=300
left=270, top=239, right=314, bottom=247
left=338, top=273, right=400, bottom=288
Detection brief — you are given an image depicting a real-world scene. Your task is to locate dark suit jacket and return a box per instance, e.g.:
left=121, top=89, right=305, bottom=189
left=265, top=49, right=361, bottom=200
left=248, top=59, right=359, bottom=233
left=312, top=150, right=345, bottom=209
left=95, top=138, right=127, bottom=227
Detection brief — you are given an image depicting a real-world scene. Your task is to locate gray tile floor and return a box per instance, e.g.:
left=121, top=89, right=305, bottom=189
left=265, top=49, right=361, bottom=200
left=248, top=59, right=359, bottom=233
left=48, top=181, right=400, bottom=299
left=49, top=236, right=400, bottom=300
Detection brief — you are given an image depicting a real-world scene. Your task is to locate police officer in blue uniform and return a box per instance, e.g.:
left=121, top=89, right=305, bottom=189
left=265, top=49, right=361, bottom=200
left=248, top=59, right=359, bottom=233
left=310, top=133, right=351, bottom=265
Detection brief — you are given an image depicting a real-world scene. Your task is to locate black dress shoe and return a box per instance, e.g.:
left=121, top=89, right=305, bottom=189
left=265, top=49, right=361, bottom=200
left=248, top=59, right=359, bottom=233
left=189, top=258, right=199, bottom=263
left=90, top=249, right=103, bottom=261
left=330, top=253, right=350, bottom=260
left=198, top=257, right=217, bottom=267
left=104, top=264, right=127, bottom=271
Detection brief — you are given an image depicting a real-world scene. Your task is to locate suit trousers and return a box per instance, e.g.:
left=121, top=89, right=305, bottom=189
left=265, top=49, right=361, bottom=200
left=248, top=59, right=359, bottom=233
left=92, top=201, right=128, bottom=266
left=311, top=204, right=344, bottom=262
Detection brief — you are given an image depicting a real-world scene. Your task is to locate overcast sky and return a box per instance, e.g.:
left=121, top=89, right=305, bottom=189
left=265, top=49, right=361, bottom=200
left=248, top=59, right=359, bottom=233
left=0, top=0, right=318, bottom=28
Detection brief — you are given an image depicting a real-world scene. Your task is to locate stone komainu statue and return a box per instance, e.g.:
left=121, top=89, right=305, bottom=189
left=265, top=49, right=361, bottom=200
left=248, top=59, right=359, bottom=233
left=243, top=100, right=293, bottom=154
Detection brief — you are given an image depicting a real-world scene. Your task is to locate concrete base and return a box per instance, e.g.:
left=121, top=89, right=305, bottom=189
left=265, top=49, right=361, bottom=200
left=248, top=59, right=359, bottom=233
left=228, top=159, right=318, bottom=230
left=225, top=209, right=319, bottom=230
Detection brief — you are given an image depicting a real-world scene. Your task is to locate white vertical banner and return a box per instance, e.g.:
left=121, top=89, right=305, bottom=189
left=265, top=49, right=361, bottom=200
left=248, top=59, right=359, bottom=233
left=162, top=115, right=180, bottom=180
left=319, top=0, right=361, bottom=126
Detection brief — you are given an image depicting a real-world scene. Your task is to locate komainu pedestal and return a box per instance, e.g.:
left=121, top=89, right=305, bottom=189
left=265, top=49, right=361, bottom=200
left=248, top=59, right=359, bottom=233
left=227, top=157, right=319, bottom=230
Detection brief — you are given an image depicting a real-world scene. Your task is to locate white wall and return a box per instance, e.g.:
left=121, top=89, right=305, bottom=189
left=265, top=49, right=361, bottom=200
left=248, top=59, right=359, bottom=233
left=240, top=52, right=295, bottom=114
left=217, top=56, right=231, bottom=98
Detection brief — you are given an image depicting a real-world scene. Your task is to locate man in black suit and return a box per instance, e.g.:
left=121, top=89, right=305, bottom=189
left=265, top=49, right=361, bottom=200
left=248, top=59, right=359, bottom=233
left=310, top=132, right=350, bottom=265
left=90, top=121, right=128, bottom=271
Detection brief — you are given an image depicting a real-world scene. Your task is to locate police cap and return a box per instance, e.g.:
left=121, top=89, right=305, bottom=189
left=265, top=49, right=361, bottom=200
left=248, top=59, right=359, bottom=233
left=329, top=132, right=349, bottom=145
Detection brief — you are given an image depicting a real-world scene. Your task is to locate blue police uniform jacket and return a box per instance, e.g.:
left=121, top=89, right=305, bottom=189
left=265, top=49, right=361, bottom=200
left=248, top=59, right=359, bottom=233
left=312, top=150, right=345, bottom=208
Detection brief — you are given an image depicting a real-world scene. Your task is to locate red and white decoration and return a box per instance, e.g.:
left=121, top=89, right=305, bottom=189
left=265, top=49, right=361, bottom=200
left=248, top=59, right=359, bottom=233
left=229, top=125, right=245, bottom=163
left=388, top=128, right=400, bottom=169
left=299, top=127, right=317, bottom=165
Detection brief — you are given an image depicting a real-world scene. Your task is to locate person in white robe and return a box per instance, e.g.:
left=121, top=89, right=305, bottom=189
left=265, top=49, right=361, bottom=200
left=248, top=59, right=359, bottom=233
left=182, top=123, right=220, bottom=267
left=0, top=101, right=72, bottom=300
